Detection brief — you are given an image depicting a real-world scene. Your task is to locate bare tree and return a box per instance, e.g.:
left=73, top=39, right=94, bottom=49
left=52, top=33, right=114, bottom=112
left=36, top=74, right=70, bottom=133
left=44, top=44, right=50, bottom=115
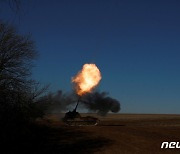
left=0, top=22, right=36, bottom=93
left=0, top=21, right=49, bottom=125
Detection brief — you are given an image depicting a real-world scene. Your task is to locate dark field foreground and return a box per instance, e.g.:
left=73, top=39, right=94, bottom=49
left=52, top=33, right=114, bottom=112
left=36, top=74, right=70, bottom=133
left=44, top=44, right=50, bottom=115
left=2, top=114, right=180, bottom=154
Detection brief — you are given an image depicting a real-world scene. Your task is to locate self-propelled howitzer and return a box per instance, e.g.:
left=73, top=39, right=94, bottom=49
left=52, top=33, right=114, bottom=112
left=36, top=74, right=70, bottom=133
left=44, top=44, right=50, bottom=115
left=62, top=99, right=99, bottom=126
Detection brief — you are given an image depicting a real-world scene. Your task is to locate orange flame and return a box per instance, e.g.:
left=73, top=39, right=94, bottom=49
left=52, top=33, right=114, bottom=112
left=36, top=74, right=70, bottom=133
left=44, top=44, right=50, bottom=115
left=72, top=63, right=102, bottom=96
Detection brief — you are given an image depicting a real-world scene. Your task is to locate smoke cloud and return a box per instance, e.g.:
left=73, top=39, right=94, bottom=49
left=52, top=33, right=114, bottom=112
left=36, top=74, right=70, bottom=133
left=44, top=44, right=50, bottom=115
left=39, top=90, right=121, bottom=116
left=38, top=90, right=75, bottom=113
left=81, top=91, right=121, bottom=116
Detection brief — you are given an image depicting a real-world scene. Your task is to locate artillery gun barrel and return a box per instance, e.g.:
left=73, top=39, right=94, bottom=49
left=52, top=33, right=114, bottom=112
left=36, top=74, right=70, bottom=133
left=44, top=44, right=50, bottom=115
left=74, top=97, right=80, bottom=112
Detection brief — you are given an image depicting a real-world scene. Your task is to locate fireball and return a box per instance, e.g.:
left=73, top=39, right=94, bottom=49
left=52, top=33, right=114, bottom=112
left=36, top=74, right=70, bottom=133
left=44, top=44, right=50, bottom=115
left=72, top=63, right=102, bottom=96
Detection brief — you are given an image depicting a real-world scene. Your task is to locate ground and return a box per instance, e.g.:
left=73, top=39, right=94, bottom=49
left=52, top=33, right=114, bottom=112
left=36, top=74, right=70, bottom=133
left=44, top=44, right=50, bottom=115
left=3, top=114, right=180, bottom=154
left=44, top=113, right=180, bottom=154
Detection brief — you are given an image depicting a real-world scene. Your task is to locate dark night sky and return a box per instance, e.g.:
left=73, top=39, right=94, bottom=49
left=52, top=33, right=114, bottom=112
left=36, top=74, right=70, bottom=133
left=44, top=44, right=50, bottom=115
left=1, top=0, right=180, bottom=113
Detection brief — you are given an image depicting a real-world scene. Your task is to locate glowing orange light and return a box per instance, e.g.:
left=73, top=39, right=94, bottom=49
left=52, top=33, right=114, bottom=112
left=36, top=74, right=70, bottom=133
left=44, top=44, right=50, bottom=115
left=72, top=63, right=102, bottom=96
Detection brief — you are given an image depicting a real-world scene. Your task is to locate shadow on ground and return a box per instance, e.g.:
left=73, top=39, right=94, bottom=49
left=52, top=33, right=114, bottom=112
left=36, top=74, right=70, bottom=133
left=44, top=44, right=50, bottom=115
left=0, top=123, right=112, bottom=154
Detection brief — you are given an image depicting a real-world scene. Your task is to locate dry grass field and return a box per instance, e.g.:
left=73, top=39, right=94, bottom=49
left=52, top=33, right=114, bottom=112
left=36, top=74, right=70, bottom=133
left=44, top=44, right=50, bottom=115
left=41, top=113, right=180, bottom=154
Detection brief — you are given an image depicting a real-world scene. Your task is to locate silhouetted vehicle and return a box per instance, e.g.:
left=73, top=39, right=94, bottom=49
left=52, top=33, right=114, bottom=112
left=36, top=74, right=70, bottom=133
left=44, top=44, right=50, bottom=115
left=62, top=100, right=99, bottom=126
